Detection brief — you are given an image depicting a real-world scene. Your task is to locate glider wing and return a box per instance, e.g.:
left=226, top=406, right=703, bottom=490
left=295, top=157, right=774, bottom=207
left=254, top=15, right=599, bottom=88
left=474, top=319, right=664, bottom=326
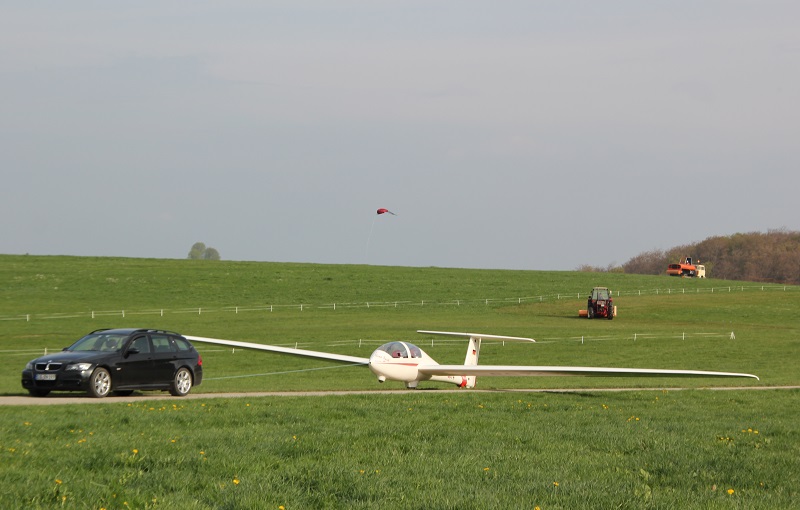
left=416, top=330, right=535, bottom=343
left=185, top=336, right=370, bottom=365
left=417, top=365, right=759, bottom=379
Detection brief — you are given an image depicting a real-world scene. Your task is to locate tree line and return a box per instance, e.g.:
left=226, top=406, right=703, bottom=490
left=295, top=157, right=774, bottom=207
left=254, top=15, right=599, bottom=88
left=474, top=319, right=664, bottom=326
left=579, top=229, right=800, bottom=285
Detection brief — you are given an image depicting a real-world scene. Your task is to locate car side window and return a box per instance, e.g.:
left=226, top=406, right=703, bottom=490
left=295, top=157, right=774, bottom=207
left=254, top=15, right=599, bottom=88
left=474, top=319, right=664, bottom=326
left=173, top=337, right=193, bottom=352
left=151, top=334, right=175, bottom=353
left=130, top=336, right=151, bottom=354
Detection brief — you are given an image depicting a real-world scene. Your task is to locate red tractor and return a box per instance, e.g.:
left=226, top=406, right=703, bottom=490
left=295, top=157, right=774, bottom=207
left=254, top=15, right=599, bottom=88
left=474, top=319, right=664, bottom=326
left=585, top=287, right=615, bottom=320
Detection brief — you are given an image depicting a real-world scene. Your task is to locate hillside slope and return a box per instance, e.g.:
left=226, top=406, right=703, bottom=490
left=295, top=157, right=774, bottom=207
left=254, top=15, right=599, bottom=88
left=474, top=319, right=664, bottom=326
left=622, top=230, right=800, bottom=284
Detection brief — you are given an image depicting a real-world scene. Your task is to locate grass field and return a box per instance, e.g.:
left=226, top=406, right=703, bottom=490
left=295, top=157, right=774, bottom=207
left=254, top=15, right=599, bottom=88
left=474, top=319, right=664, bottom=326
left=1, top=255, right=799, bottom=508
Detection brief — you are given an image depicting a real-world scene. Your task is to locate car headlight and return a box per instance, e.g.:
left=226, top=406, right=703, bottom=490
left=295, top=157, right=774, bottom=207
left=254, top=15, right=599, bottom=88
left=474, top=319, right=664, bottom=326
left=66, top=363, right=93, bottom=372
left=25, top=361, right=33, bottom=370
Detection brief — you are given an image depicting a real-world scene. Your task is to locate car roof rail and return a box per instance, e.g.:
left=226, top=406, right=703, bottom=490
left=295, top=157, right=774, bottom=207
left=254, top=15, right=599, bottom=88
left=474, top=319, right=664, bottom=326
left=139, top=328, right=184, bottom=337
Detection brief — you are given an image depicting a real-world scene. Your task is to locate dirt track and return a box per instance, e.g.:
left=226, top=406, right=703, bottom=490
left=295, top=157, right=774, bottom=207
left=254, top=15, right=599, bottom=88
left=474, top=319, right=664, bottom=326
left=1, top=386, right=797, bottom=406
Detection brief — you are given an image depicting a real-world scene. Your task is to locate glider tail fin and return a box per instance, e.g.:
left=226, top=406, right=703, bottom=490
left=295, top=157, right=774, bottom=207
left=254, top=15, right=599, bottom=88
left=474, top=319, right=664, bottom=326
left=463, top=335, right=482, bottom=388
left=416, top=330, right=536, bottom=389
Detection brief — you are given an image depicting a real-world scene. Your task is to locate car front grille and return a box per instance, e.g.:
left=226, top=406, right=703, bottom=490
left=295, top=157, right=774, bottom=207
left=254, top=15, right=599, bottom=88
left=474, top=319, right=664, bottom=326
left=35, top=363, right=63, bottom=371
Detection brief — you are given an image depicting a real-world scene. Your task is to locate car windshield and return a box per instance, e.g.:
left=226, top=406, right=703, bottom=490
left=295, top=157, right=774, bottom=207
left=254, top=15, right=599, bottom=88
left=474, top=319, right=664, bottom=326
left=69, top=333, right=126, bottom=352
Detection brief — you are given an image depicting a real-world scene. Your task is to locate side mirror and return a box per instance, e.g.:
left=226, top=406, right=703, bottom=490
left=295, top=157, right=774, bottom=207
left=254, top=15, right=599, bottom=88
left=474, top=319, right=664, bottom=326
left=125, top=347, right=140, bottom=358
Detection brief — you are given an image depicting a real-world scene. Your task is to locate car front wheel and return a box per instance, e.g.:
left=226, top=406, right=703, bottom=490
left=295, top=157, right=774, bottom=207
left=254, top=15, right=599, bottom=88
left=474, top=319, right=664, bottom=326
left=170, top=367, right=193, bottom=396
left=88, top=367, right=112, bottom=398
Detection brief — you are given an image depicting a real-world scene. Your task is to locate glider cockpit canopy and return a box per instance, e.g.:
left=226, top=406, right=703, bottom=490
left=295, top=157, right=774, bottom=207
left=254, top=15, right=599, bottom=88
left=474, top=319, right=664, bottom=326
left=376, top=341, right=423, bottom=359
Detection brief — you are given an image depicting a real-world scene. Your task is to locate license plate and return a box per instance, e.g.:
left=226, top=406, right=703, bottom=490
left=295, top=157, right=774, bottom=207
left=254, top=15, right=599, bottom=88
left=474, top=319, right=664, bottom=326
left=35, top=373, right=56, bottom=381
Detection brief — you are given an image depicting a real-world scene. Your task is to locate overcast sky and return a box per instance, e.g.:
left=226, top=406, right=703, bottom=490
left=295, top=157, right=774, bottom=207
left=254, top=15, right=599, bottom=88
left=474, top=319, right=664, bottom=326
left=2, top=2, right=798, bottom=270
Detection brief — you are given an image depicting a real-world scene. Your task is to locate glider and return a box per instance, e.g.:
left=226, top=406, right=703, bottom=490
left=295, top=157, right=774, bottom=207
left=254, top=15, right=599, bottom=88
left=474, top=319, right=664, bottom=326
left=185, top=331, right=759, bottom=389
left=376, top=208, right=396, bottom=215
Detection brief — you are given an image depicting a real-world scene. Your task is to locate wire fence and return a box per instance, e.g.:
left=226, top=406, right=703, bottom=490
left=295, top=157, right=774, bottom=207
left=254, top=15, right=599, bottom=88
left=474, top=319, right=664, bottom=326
left=2, top=331, right=741, bottom=362
left=1, top=283, right=795, bottom=323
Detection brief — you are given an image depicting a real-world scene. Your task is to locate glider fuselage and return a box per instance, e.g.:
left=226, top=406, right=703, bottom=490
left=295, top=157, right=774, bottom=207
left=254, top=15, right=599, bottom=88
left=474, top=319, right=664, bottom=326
left=368, top=341, right=466, bottom=388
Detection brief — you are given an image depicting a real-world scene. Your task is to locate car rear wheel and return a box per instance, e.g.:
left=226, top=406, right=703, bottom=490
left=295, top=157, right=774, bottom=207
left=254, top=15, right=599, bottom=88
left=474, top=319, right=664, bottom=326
left=170, top=367, right=193, bottom=396
left=88, top=367, right=112, bottom=398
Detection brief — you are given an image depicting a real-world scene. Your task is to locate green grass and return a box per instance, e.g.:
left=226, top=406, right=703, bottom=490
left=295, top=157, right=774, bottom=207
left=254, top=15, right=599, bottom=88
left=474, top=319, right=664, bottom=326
left=1, top=254, right=799, bottom=508
left=1, top=391, right=798, bottom=509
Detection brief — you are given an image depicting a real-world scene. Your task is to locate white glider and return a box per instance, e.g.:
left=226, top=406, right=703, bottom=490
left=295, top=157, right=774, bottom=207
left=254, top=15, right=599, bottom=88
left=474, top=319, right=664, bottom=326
left=185, top=330, right=758, bottom=389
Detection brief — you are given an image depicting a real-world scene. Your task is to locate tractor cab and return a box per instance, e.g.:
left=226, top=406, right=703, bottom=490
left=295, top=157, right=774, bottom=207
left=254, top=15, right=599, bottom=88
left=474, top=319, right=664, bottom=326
left=586, top=287, right=615, bottom=320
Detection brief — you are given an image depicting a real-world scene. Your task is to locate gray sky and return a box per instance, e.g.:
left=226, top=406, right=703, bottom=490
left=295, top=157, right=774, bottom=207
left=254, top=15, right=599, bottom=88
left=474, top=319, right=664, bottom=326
left=2, top=2, right=798, bottom=270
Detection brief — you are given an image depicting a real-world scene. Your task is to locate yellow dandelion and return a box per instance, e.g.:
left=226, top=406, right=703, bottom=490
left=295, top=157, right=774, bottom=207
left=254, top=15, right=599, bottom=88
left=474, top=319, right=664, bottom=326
left=727, top=488, right=734, bottom=495
left=279, top=506, right=285, bottom=510
left=55, top=479, right=62, bottom=485
left=483, top=467, right=490, bottom=472
left=132, top=449, right=139, bottom=455
left=553, top=481, right=559, bottom=487
left=233, top=477, right=240, bottom=485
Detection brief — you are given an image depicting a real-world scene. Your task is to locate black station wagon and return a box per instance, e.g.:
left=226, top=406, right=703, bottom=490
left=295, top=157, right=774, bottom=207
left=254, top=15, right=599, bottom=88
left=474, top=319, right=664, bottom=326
left=21, top=328, right=203, bottom=398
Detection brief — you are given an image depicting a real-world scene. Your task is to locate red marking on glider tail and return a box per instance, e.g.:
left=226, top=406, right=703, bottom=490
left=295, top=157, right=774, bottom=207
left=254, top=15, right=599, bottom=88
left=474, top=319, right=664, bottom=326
left=377, top=208, right=396, bottom=215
